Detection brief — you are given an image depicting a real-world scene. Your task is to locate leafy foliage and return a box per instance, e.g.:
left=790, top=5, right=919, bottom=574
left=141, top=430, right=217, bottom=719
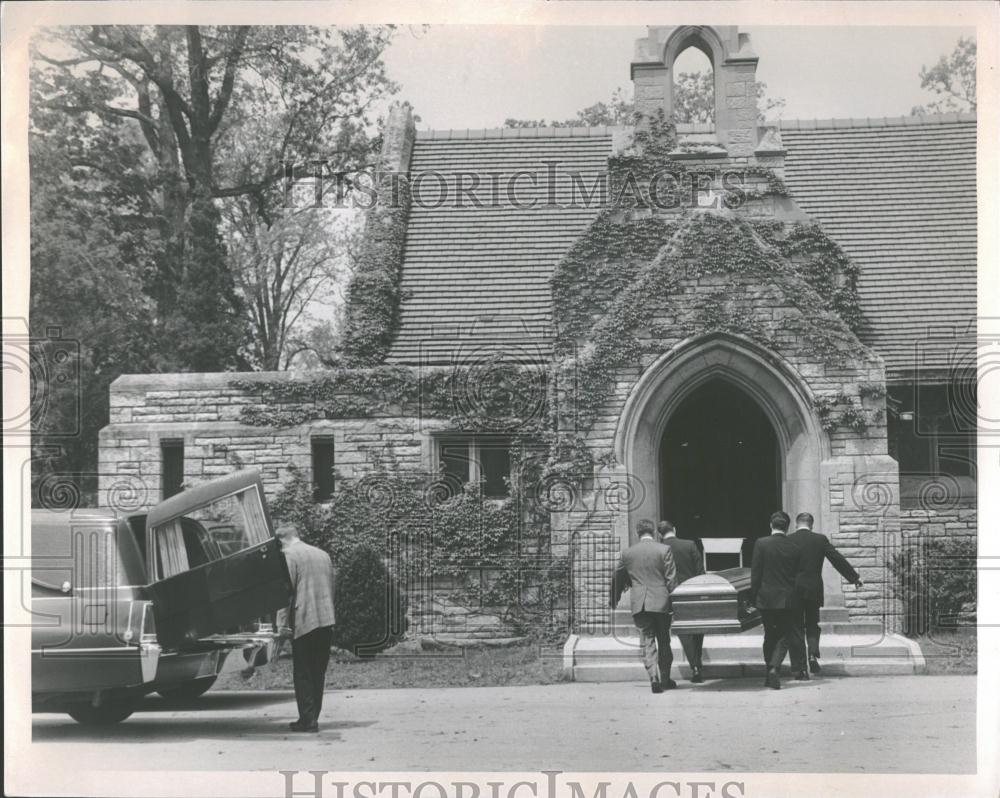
left=889, top=535, right=976, bottom=635
left=548, top=115, right=871, bottom=433
left=269, top=465, right=570, bottom=642
left=503, top=78, right=784, bottom=128
left=29, top=25, right=397, bottom=500
left=331, top=544, right=408, bottom=656
left=336, top=173, right=411, bottom=366
left=911, top=37, right=977, bottom=115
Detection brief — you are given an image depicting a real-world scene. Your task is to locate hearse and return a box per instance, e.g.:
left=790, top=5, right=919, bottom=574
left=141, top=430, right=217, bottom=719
left=31, top=470, right=291, bottom=724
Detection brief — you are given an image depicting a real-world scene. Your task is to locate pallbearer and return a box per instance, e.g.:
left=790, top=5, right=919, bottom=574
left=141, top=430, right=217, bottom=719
left=659, top=520, right=706, bottom=683
left=749, top=511, right=807, bottom=689
left=611, top=519, right=679, bottom=693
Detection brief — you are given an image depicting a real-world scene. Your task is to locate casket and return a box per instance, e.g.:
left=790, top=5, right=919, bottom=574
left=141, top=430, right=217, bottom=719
left=671, top=567, right=761, bottom=635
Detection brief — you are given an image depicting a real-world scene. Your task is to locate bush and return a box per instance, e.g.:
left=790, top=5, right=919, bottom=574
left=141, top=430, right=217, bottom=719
left=332, top=544, right=408, bottom=657
left=889, top=535, right=976, bottom=635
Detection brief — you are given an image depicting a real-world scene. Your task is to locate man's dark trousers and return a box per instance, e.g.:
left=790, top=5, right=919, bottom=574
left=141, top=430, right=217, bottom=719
left=633, top=610, right=673, bottom=683
left=800, top=601, right=821, bottom=660
left=291, top=625, right=333, bottom=726
left=760, top=608, right=805, bottom=671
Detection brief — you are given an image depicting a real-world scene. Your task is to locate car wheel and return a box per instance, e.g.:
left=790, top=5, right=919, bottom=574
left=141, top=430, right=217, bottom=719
left=67, top=698, right=135, bottom=725
left=156, top=676, right=217, bottom=700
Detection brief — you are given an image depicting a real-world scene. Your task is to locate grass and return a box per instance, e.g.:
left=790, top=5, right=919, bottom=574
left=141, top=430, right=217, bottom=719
left=217, top=642, right=569, bottom=691
left=913, top=628, right=977, bottom=675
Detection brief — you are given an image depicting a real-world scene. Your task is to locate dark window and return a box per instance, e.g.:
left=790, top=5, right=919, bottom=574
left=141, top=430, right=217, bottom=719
left=479, top=439, right=512, bottom=498
left=439, top=437, right=471, bottom=493
left=436, top=436, right=511, bottom=499
left=161, top=439, right=184, bottom=499
left=890, top=383, right=977, bottom=480
left=311, top=436, right=336, bottom=501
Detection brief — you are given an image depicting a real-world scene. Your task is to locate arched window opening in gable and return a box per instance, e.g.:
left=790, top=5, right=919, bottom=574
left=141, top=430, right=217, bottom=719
left=671, top=45, right=715, bottom=125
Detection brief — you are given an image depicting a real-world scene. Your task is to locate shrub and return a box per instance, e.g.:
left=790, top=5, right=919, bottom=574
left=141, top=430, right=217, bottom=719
left=889, top=535, right=976, bottom=635
left=332, top=544, right=408, bottom=657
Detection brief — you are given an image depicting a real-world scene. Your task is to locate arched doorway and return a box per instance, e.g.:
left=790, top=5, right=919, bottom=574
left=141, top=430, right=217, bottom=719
left=659, top=378, right=780, bottom=543
left=614, top=334, right=829, bottom=552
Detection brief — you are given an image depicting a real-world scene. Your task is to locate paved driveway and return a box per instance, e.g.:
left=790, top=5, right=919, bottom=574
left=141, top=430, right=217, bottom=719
left=31, top=675, right=975, bottom=774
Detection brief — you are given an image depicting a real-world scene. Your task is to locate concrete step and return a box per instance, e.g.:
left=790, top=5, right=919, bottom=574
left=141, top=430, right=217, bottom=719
left=572, top=658, right=920, bottom=682
left=611, top=606, right=854, bottom=627
left=564, top=630, right=925, bottom=681
left=607, top=618, right=886, bottom=638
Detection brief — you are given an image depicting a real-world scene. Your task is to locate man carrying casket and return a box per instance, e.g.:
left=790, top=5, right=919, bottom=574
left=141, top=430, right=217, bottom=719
left=659, top=520, right=706, bottom=683
left=611, top=519, right=679, bottom=693
left=749, top=511, right=807, bottom=689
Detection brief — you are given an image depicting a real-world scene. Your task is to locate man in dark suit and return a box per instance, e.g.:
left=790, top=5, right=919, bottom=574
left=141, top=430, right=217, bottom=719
left=749, top=511, right=807, bottom=689
left=658, top=520, right=706, bottom=683
left=610, top=519, right=678, bottom=693
left=787, top=512, right=863, bottom=674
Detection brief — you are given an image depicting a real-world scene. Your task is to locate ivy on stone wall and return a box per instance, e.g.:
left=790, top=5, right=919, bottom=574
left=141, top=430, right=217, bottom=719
left=551, top=208, right=874, bottom=432
left=270, top=460, right=570, bottom=641
left=337, top=176, right=411, bottom=366
left=230, top=354, right=548, bottom=433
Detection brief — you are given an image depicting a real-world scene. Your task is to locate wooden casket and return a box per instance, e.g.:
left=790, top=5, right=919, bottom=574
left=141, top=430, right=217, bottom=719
left=671, top=567, right=761, bottom=635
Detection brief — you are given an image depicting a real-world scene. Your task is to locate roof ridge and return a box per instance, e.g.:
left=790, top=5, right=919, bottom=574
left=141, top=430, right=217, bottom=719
left=415, top=112, right=975, bottom=141
left=772, top=111, right=976, bottom=130
left=416, top=125, right=628, bottom=141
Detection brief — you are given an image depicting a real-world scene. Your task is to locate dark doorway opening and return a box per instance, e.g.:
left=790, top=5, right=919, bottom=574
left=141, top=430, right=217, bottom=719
left=659, top=379, right=780, bottom=554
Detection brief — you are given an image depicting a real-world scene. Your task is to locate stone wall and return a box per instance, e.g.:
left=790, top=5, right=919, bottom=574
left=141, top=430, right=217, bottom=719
left=98, top=372, right=432, bottom=507
left=900, top=498, right=977, bottom=542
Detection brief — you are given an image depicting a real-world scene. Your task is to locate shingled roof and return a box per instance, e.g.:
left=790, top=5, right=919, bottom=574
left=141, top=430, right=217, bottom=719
left=384, top=114, right=976, bottom=380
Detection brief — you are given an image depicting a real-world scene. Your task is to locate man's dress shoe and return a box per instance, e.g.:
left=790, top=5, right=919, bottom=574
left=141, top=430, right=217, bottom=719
left=651, top=680, right=664, bottom=694
left=289, top=720, right=319, bottom=732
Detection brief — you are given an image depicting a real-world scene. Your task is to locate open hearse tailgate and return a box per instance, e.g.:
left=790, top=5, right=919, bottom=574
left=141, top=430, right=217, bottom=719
left=144, top=471, right=292, bottom=650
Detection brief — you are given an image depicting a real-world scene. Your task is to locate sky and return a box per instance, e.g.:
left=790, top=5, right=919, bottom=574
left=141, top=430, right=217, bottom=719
left=381, top=25, right=976, bottom=129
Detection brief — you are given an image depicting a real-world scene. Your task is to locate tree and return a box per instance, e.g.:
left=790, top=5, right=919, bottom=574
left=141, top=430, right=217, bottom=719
left=223, top=198, right=357, bottom=370
left=504, top=79, right=783, bottom=128
left=31, top=25, right=397, bottom=371
left=28, top=114, right=160, bottom=504
left=911, top=37, right=976, bottom=115
left=29, top=25, right=397, bottom=500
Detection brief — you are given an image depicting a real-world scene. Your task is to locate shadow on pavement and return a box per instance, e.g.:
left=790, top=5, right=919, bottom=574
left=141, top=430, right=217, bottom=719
left=33, top=691, right=376, bottom=742
left=691, top=676, right=830, bottom=692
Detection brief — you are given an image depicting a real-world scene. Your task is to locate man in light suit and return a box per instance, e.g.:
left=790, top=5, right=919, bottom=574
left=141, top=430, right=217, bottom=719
left=659, top=520, right=706, bottom=683
left=787, top=512, right=863, bottom=674
left=276, top=521, right=337, bottom=732
left=611, top=518, right=678, bottom=693
left=750, top=511, right=807, bottom=689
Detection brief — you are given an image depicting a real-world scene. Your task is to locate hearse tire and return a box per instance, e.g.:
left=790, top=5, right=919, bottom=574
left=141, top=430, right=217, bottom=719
left=157, top=676, right=217, bottom=700
left=67, top=699, right=135, bottom=725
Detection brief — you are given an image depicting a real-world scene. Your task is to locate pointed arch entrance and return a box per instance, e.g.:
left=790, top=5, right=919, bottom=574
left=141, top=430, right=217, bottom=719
left=659, top=378, right=780, bottom=544
left=613, top=334, right=830, bottom=562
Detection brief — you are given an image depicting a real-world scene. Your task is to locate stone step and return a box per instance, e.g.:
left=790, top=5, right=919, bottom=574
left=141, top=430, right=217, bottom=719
left=572, top=657, right=920, bottom=682
left=607, top=618, right=886, bottom=638
left=564, top=631, right=925, bottom=681
left=611, top=606, right=854, bottom=626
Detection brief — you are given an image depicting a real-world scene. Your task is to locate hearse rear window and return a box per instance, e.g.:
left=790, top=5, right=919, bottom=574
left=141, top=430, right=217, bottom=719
left=152, top=487, right=271, bottom=579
